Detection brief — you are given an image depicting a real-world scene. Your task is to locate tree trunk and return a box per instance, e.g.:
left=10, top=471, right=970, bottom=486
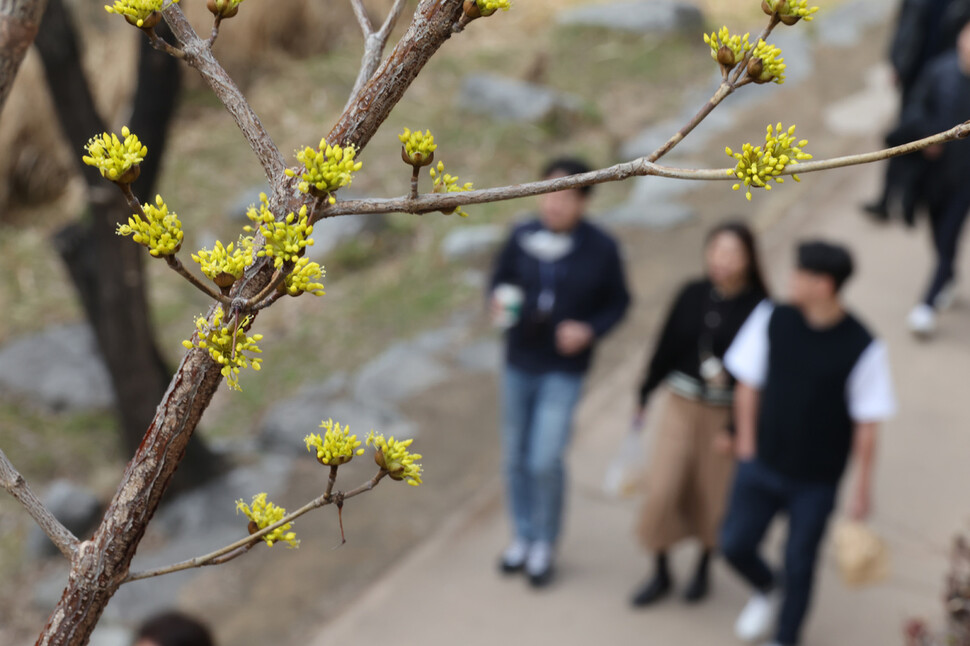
left=0, top=0, right=48, bottom=115
left=35, top=0, right=219, bottom=487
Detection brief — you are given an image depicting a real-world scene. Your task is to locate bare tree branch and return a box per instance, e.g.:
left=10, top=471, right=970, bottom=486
left=319, top=120, right=970, bottom=218
left=0, top=0, right=49, bottom=115
left=344, top=0, right=411, bottom=113
left=124, top=470, right=387, bottom=583
left=0, top=448, right=79, bottom=560
left=161, top=4, right=285, bottom=185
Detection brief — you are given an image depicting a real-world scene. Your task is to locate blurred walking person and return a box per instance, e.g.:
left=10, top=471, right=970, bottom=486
left=888, top=18, right=970, bottom=336
left=863, top=0, right=953, bottom=220
left=134, top=611, right=214, bottom=646
left=720, top=241, right=896, bottom=646
left=489, top=158, right=630, bottom=587
left=630, top=222, right=768, bottom=607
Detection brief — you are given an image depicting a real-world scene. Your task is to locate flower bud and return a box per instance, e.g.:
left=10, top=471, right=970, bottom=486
left=779, top=13, right=801, bottom=25
left=717, top=45, right=736, bottom=67
left=761, top=0, right=773, bottom=16
left=207, top=0, right=240, bottom=18
left=401, top=146, right=435, bottom=168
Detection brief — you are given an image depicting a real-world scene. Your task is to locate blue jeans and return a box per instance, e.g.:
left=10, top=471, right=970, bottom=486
left=720, top=459, right=838, bottom=646
left=501, top=366, right=585, bottom=545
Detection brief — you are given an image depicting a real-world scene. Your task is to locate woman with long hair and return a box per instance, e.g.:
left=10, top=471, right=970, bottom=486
left=631, top=221, right=769, bottom=607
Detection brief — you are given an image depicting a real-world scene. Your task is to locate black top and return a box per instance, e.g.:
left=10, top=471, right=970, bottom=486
left=490, top=218, right=631, bottom=375
left=758, top=306, right=874, bottom=485
left=890, top=0, right=952, bottom=92
left=638, top=279, right=765, bottom=406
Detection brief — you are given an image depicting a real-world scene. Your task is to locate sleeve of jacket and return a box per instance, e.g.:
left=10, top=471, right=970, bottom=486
left=890, top=0, right=929, bottom=86
left=886, top=60, right=941, bottom=145
left=586, top=238, right=631, bottom=340
left=489, top=227, right=520, bottom=293
left=637, top=284, right=690, bottom=406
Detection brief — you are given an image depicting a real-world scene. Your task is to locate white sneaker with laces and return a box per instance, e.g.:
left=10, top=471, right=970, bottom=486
left=500, top=538, right=530, bottom=571
left=907, top=304, right=937, bottom=338
left=734, top=592, right=780, bottom=643
left=525, top=541, right=554, bottom=577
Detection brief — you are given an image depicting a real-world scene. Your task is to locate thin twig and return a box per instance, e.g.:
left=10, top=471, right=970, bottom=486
left=351, top=0, right=375, bottom=36
left=325, top=465, right=339, bottom=501
left=146, top=27, right=186, bottom=59
left=409, top=165, right=420, bottom=199
left=319, top=119, right=970, bottom=218
left=206, top=15, right=222, bottom=48
left=243, top=268, right=286, bottom=309
left=165, top=256, right=232, bottom=304
left=0, top=448, right=79, bottom=560
left=648, top=82, right=733, bottom=162
left=344, top=0, right=410, bottom=112
left=729, top=13, right=781, bottom=86
left=252, top=290, right=285, bottom=312
left=124, top=470, right=388, bottom=583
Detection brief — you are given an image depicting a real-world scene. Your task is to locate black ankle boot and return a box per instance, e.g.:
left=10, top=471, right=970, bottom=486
left=631, top=554, right=672, bottom=607
left=683, top=550, right=711, bottom=603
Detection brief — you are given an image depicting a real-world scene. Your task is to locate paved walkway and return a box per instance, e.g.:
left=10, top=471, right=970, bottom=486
left=308, top=84, right=970, bottom=646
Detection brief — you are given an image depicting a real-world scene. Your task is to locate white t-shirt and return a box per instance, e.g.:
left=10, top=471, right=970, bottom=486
left=724, top=301, right=897, bottom=423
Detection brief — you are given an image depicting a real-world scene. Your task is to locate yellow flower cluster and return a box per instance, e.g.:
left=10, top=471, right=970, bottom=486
left=399, top=128, right=437, bottom=167
left=704, top=27, right=751, bottom=67
left=726, top=123, right=812, bottom=201
left=104, top=0, right=178, bottom=28
left=477, top=0, right=511, bottom=16
left=284, top=257, right=326, bottom=297
left=116, top=194, right=184, bottom=257
left=748, top=40, right=786, bottom=84
left=285, top=139, right=363, bottom=203
left=304, top=419, right=365, bottom=467
left=249, top=203, right=314, bottom=269
left=191, top=239, right=253, bottom=289
left=182, top=306, right=263, bottom=390
left=207, top=0, right=245, bottom=19
left=430, top=161, right=474, bottom=217
left=367, top=432, right=423, bottom=486
left=82, top=126, right=147, bottom=183
left=235, top=493, right=298, bottom=548
left=763, top=0, right=819, bottom=24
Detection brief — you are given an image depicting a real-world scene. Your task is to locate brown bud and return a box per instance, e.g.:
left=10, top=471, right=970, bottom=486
left=247, top=520, right=259, bottom=535
left=214, top=272, right=236, bottom=289
left=779, top=13, right=801, bottom=25
left=401, top=146, right=434, bottom=168
left=462, top=0, right=482, bottom=20
left=207, top=0, right=239, bottom=19
left=373, top=446, right=388, bottom=471
left=761, top=0, right=774, bottom=16
left=717, top=45, right=736, bottom=67
left=747, top=57, right=766, bottom=82
left=115, top=164, right=142, bottom=187
left=129, top=11, right=161, bottom=30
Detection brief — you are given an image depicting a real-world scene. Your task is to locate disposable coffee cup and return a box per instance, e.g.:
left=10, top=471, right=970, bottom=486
left=493, top=284, right=524, bottom=329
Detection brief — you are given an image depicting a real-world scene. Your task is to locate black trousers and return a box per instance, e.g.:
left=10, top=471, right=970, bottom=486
left=924, top=187, right=970, bottom=307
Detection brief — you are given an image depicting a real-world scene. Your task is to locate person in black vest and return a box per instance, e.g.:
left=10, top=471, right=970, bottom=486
left=888, top=18, right=970, bottom=336
left=631, top=222, right=768, bottom=608
left=720, top=241, right=896, bottom=646
left=489, top=158, right=631, bottom=587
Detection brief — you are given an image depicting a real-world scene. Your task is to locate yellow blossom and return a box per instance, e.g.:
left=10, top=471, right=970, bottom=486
left=116, top=194, right=183, bottom=257
left=235, top=493, right=298, bottom=548
left=430, top=161, right=474, bottom=217
left=747, top=39, right=786, bottom=84
left=182, top=306, right=263, bottom=391
left=82, top=126, right=147, bottom=183
left=476, top=0, right=511, bottom=16
left=726, top=123, right=812, bottom=201
left=763, top=0, right=819, bottom=24
left=304, top=419, right=365, bottom=466
left=207, top=0, right=246, bottom=19
left=285, top=139, right=362, bottom=203
left=704, top=27, right=752, bottom=67
left=284, top=257, right=326, bottom=297
left=104, top=0, right=179, bottom=28
left=246, top=200, right=314, bottom=270
left=399, top=128, right=438, bottom=167
left=367, top=432, right=423, bottom=486
left=191, top=238, right=253, bottom=289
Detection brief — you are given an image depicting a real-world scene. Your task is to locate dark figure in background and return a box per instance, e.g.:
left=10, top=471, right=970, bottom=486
left=890, top=19, right=970, bottom=337
left=630, top=222, right=768, bottom=608
left=134, top=612, right=214, bottom=646
left=864, top=0, right=953, bottom=220
left=490, top=158, right=631, bottom=587
left=721, top=242, right=896, bottom=646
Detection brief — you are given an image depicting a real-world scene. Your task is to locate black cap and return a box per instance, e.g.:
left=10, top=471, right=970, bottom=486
left=797, top=240, right=854, bottom=291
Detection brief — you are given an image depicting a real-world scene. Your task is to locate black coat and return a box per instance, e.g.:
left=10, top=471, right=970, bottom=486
left=892, top=0, right=954, bottom=95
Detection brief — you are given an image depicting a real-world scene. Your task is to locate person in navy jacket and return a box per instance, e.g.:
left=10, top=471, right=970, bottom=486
left=489, top=158, right=630, bottom=587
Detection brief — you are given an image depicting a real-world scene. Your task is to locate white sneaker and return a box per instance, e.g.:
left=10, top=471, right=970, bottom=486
left=500, top=538, right=530, bottom=572
left=525, top=541, right=554, bottom=577
left=734, top=592, right=780, bottom=643
left=907, top=304, right=937, bottom=338
left=935, top=282, right=958, bottom=311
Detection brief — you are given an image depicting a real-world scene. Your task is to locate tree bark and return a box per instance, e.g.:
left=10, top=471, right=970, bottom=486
left=35, top=0, right=219, bottom=487
left=37, top=1, right=462, bottom=644
left=0, top=0, right=48, bottom=115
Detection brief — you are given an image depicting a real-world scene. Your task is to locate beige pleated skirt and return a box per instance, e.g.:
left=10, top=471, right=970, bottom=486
left=636, top=389, right=735, bottom=552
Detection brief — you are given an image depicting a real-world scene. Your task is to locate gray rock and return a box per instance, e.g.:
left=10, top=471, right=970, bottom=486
left=602, top=198, right=695, bottom=230
left=457, top=339, right=502, bottom=374
left=88, top=625, right=132, bottom=646
left=27, top=480, right=102, bottom=558
left=228, top=186, right=269, bottom=222
left=457, top=75, right=584, bottom=123
left=32, top=565, right=70, bottom=611
left=259, top=395, right=416, bottom=455
left=353, top=343, right=450, bottom=407
left=817, top=0, right=887, bottom=47
left=0, top=324, right=114, bottom=412
left=441, top=225, right=505, bottom=261
left=412, top=327, right=467, bottom=355
left=557, top=1, right=704, bottom=36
